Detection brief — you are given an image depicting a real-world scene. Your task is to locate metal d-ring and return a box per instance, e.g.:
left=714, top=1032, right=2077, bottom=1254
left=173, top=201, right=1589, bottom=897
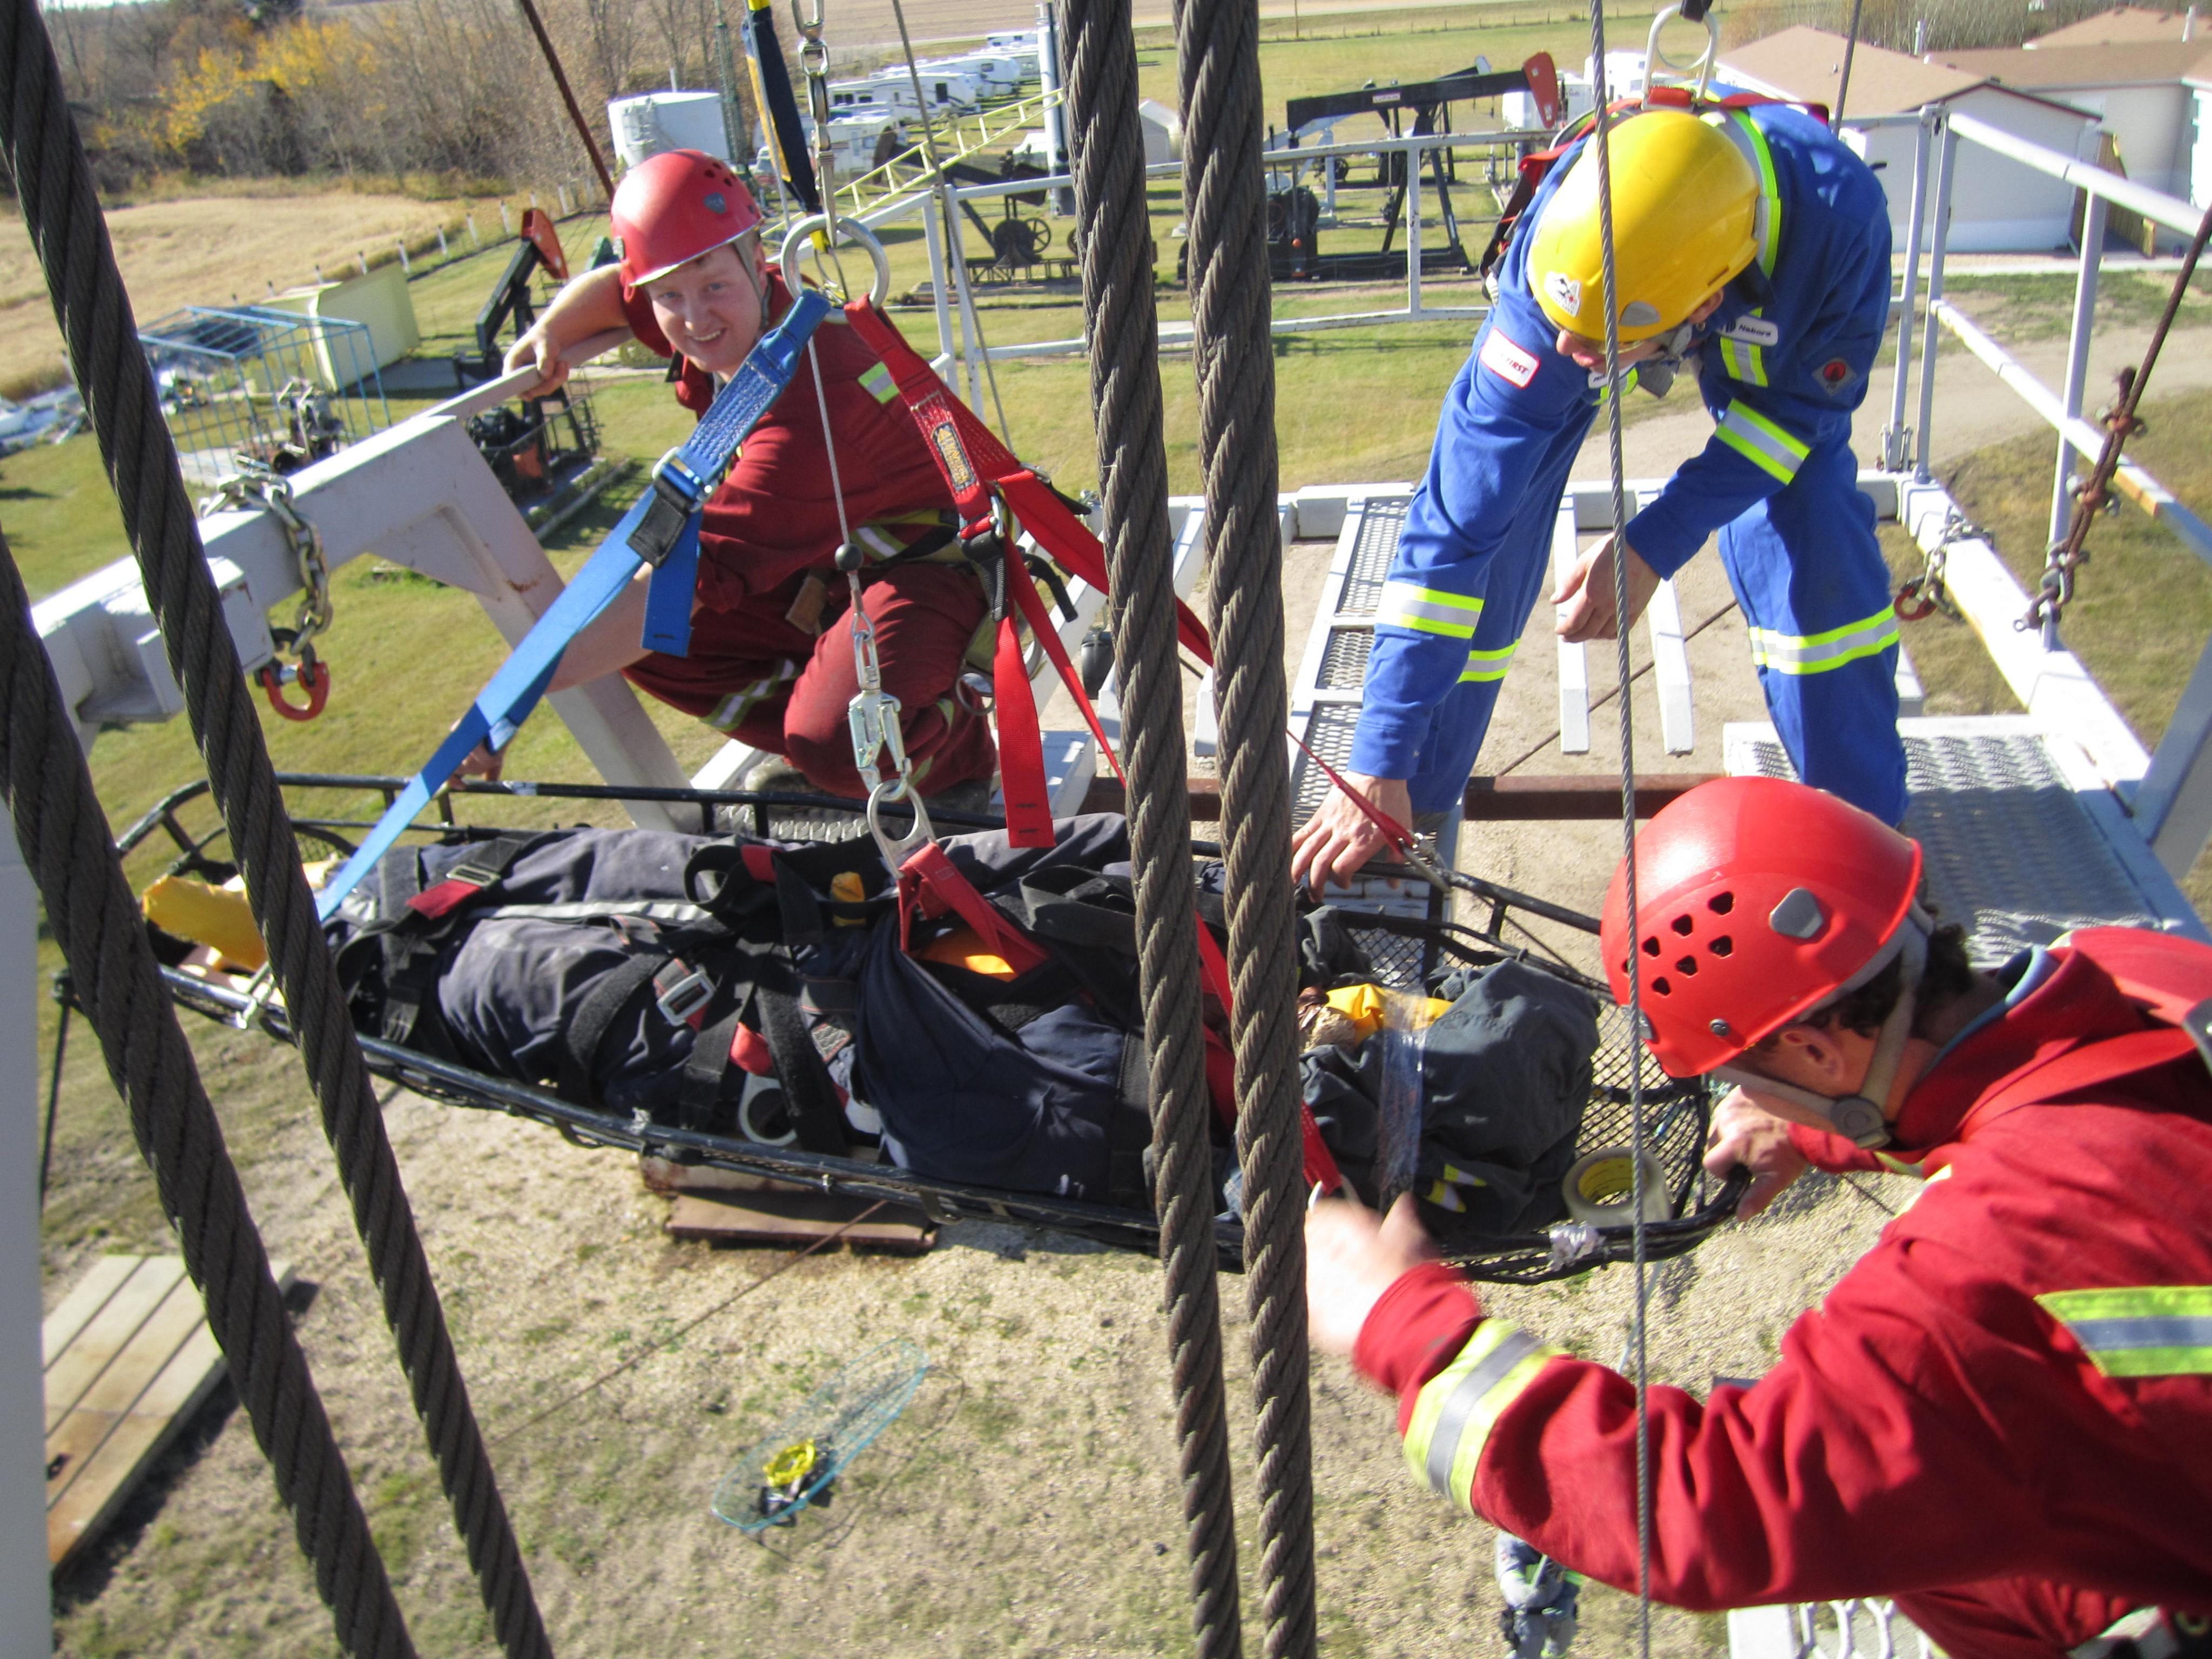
left=779, top=213, right=893, bottom=307
left=866, top=777, right=934, bottom=869
left=1645, top=5, right=1721, bottom=98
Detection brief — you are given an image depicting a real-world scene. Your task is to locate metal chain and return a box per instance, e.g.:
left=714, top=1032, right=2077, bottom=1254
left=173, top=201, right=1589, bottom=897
left=1586, top=0, right=1655, bottom=1651
left=1894, top=509, right=1977, bottom=623
left=201, top=461, right=333, bottom=677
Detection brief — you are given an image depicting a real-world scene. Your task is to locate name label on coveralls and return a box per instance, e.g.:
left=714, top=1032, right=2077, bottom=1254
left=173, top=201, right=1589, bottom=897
left=1724, top=315, right=1781, bottom=347
left=1479, top=328, right=1540, bottom=388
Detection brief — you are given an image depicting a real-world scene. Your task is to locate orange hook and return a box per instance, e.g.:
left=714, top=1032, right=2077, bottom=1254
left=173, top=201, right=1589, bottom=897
left=258, top=658, right=331, bottom=721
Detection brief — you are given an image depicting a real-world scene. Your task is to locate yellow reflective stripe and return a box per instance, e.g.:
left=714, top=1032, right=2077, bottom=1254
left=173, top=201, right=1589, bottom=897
left=1377, top=581, right=1483, bottom=639
left=859, top=361, right=898, bottom=404
left=1595, top=366, right=1641, bottom=404
left=1401, top=1320, right=1561, bottom=1510
left=2039, top=1286, right=2212, bottom=1378
left=1719, top=335, right=1769, bottom=387
left=1717, top=402, right=1811, bottom=484
left=1730, top=112, right=1782, bottom=276
left=1873, top=1151, right=1925, bottom=1178
left=1459, top=643, right=1518, bottom=683
left=705, top=660, right=800, bottom=731
left=1745, top=606, right=1898, bottom=675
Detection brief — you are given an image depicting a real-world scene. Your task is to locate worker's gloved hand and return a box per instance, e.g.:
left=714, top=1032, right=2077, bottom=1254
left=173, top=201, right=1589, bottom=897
left=1553, top=532, right=1662, bottom=644
left=1494, top=1533, right=1581, bottom=1659
left=1703, top=1088, right=1811, bottom=1219
left=1290, top=772, right=1414, bottom=893
left=1305, top=1191, right=1441, bottom=1357
left=502, top=326, right=571, bottom=400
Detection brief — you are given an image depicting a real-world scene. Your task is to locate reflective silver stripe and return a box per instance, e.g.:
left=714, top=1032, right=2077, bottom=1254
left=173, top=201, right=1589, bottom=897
left=1745, top=608, right=1898, bottom=676
left=1422, top=1327, right=1542, bottom=1495
left=1716, top=403, right=1809, bottom=484
left=853, top=523, right=909, bottom=560
left=859, top=361, right=898, bottom=403
left=473, top=900, right=718, bottom=927
left=1377, top=581, right=1483, bottom=639
left=2069, top=1315, right=2212, bottom=1351
left=1458, top=643, right=1517, bottom=683
left=2041, top=1286, right=2212, bottom=1377
left=706, top=661, right=800, bottom=731
left=1719, top=335, right=1769, bottom=387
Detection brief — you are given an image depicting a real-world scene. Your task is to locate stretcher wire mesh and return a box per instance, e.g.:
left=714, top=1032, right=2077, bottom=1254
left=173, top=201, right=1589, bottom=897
left=1736, top=729, right=2171, bottom=963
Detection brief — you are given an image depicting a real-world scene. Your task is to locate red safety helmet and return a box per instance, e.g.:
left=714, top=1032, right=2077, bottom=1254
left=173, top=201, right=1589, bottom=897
left=611, top=150, right=765, bottom=294
left=1601, top=777, right=1924, bottom=1107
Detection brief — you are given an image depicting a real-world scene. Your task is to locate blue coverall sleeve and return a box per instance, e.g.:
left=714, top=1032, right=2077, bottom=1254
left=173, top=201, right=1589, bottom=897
left=1348, top=302, right=1595, bottom=781
left=1624, top=221, right=1891, bottom=578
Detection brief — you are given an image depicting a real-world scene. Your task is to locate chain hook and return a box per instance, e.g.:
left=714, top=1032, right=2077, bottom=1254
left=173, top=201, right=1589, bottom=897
left=201, top=461, right=335, bottom=719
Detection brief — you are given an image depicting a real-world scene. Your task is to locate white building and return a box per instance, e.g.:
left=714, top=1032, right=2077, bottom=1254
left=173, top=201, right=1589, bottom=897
left=1718, top=27, right=2099, bottom=253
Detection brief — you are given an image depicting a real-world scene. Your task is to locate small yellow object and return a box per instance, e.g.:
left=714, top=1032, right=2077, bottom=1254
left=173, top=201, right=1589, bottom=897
left=830, top=871, right=867, bottom=912
left=1323, top=984, right=1452, bottom=1042
left=141, top=874, right=267, bottom=971
left=763, top=1439, right=817, bottom=1488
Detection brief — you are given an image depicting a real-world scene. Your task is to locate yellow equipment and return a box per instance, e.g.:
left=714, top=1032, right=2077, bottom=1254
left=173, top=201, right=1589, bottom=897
left=141, top=874, right=268, bottom=972
left=1527, top=108, right=1759, bottom=343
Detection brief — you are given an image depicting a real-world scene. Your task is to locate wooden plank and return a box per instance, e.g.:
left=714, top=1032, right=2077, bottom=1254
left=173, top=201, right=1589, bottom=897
left=1553, top=503, right=1591, bottom=754
left=45, top=1258, right=291, bottom=1570
left=41, top=1255, right=141, bottom=1367
left=665, top=1190, right=934, bottom=1254
left=43, top=1257, right=185, bottom=1429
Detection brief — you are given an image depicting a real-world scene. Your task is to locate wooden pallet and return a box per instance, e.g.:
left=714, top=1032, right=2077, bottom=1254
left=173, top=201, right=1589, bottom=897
left=664, top=1185, right=934, bottom=1254
left=44, top=1253, right=291, bottom=1568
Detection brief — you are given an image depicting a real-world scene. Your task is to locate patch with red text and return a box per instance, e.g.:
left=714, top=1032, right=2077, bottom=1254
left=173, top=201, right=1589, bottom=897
left=1478, top=326, right=1540, bottom=389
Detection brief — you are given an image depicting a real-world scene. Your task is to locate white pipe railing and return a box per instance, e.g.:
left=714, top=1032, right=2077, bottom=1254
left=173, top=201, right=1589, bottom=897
left=1947, top=110, right=2203, bottom=237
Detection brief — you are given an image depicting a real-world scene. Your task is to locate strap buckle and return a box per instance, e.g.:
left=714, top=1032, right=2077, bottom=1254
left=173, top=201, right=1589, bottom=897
left=654, top=960, right=715, bottom=1026
left=633, top=451, right=708, bottom=568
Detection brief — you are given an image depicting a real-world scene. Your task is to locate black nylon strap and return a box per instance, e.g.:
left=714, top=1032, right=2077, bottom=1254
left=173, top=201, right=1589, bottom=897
left=557, top=952, right=669, bottom=1104
left=679, top=1007, right=747, bottom=1131
left=1108, top=1028, right=1155, bottom=1210
left=751, top=961, right=846, bottom=1157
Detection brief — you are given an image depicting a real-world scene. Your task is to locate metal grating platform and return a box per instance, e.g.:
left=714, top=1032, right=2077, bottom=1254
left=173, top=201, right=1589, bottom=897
left=1728, top=723, right=2193, bottom=963
left=1338, top=497, right=1407, bottom=615
left=1290, top=702, right=1361, bottom=825
left=1316, top=626, right=1374, bottom=691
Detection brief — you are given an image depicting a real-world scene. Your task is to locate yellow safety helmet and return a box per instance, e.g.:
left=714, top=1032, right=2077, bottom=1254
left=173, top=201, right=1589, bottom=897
left=1527, top=109, right=1761, bottom=344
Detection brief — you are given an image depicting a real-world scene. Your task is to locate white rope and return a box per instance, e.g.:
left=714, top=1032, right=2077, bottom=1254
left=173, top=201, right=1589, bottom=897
left=1583, top=0, right=1655, bottom=1651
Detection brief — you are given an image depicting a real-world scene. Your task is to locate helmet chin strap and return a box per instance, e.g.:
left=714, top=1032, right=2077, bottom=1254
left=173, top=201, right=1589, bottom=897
left=1712, top=912, right=1931, bottom=1149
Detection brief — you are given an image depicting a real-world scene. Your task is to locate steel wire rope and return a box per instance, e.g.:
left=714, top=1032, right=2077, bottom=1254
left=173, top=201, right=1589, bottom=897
left=1176, top=0, right=1320, bottom=1650
left=885, top=0, right=1021, bottom=448
left=0, top=5, right=554, bottom=1653
left=0, top=528, right=417, bottom=1659
left=1063, top=0, right=1246, bottom=1650
left=512, top=0, right=616, bottom=198
left=1583, top=0, right=1656, bottom=1648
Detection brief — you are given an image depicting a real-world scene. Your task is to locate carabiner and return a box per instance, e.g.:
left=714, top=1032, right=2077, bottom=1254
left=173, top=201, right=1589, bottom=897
left=867, top=778, right=935, bottom=869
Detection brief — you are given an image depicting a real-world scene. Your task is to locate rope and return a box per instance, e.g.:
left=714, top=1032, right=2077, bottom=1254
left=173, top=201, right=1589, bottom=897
left=0, top=9, right=554, bottom=1654
left=1176, top=0, right=1318, bottom=1650
left=512, top=0, right=616, bottom=198
left=0, top=529, right=416, bottom=1659
left=1063, top=0, right=1245, bottom=1652
left=1582, top=1, right=1655, bottom=1649
left=40, top=988, right=67, bottom=1203
left=1831, top=0, right=1869, bottom=131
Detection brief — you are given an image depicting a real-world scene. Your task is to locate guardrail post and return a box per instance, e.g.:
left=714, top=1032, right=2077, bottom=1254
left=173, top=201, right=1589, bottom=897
left=1914, top=116, right=1957, bottom=483
left=922, top=200, right=958, bottom=374
left=1406, top=140, right=1424, bottom=317
left=2051, top=191, right=2108, bottom=549
left=1883, top=107, right=1934, bottom=472
left=0, top=820, right=48, bottom=1659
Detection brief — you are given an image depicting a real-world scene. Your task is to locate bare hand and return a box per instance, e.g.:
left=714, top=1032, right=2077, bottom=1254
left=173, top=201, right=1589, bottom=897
left=502, top=327, right=570, bottom=400
left=447, top=722, right=505, bottom=787
left=1702, top=1088, right=1810, bottom=1219
left=1554, top=534, right=1662, bottom=644
left=1306, top=1192, right=1440, bottom=1357
left=1290, top=772, right=1414, bottom=893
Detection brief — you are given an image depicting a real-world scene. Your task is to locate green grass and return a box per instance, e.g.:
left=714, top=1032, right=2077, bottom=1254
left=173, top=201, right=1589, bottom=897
left=1940, top=268, right=2212, bottom=345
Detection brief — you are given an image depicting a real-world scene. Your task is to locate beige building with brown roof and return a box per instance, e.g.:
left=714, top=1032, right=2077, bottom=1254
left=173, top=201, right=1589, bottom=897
left=2025, top=5, right=2204, bottom=47
left=1935, top=39, right=2212, bottom=200
left=1717, top=26, right=2101, bottom=252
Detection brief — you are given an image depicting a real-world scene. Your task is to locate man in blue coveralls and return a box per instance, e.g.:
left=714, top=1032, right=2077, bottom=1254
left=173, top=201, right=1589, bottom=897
left=1291, top=102, right=1904, bottom=890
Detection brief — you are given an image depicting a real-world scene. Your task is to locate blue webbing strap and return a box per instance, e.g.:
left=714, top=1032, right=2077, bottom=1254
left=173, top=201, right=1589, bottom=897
left=316, top=291, right=832, bottom=920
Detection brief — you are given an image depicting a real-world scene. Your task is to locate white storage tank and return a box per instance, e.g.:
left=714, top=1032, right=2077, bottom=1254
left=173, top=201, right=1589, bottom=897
left=608, top=91, right=732, bottom=168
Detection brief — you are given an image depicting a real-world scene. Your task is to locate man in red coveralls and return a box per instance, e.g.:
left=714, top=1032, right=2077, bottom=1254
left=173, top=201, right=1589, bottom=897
left=1307, top=775, right=2212, bottom=1659
left=495, top=150, right=995, bottom=799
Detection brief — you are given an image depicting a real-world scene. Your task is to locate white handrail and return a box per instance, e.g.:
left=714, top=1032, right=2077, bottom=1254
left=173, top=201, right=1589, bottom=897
left=1947, top=110, right=2204, bottom=238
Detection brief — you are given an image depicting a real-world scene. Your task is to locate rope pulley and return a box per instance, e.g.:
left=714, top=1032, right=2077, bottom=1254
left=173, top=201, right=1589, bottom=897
left=200, top=462, right=335, bottom=722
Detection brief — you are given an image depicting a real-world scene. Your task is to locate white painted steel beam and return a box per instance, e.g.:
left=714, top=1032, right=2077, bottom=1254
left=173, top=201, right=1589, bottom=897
left=1647, top=577, right=1695, bottom=755
left=0, top=824, right=51, bottom=1659
left=2127, top=632, right=2212, bottom=873
left=1552, top=502, right=1591, bottom=755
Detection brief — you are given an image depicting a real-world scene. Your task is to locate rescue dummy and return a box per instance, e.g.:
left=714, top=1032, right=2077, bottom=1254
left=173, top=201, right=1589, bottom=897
left=1294, top=103, right=1905, bottom=891
left=489, top=150, right=995, bottom=801
left=1307, top=777, right=2212, bottom=1659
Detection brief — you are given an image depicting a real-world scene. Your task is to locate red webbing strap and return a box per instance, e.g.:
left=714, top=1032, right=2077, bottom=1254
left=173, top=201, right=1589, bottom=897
left=739, top=845, right=777, bottom=881
left=992, top=610, right=1054, bottom=846
left=895, top=842, right=1051, bottom=976
left=1194, top=908, right=1343, bottom=1193
left=1959, top=1026, right=2199, bottom=1137
left=997, top=486, right=1129, bottom=788
left=996, top=470, right=1213, bottom=666
left=407, top=879, right=483, bottom=920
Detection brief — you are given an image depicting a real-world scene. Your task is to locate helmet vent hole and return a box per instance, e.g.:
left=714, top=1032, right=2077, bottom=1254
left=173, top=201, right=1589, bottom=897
left=1670, top=915, right=1694, bottom=936
left=1675, top=956, right=1697, bottom=976
left=1651, top=976, right=1673, bottom=996
left=1709, top=892, right=1735, bottom=915
left=1642, top=938, right=1661, bottom=957
left=1710, top=936, right=1734, bottom=957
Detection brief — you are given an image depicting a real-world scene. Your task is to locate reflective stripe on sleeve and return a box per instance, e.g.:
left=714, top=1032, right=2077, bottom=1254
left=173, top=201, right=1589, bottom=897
left=1459, top=643, right=1518, bottom=683
left=1719, top=336, right=1770, bottom=387
left=2039, top=1286, right=2212, bottom=1378
left=1716, top=402, right=1811, bottom=484
left=1377, top=580, right=1483, bottom=639
left=1745, top=606, right=1899, bottom=676
left=859, top=361, right=899, bottom=404
left=1401, top=1320, right=1562, bottom=1509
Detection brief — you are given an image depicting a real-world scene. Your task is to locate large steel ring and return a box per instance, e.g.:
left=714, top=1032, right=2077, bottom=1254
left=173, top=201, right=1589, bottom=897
left=866, top=778, right=935, bottom=869
left=1645, top=5, right=1722, bottom=97
left=778, top=213, right=894, bottom=307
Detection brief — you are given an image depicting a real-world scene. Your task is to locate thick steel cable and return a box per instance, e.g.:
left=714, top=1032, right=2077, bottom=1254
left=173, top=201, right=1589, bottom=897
left=1583, top=2, right=1655, bottom=1650
left=512, top=0, right=616, bottom=198
left=0, top=6, right=553, bottom=1654
left=0, top=530, right=416, bottom=1659
left=1063, top=1, right=1245, bottom=1653
left=1176, top=0, right=1318, bottom=1652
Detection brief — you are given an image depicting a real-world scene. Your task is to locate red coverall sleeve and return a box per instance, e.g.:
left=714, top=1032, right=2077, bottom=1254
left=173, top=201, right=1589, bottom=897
left=1355, top=1237, right=2062, bottom=1610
